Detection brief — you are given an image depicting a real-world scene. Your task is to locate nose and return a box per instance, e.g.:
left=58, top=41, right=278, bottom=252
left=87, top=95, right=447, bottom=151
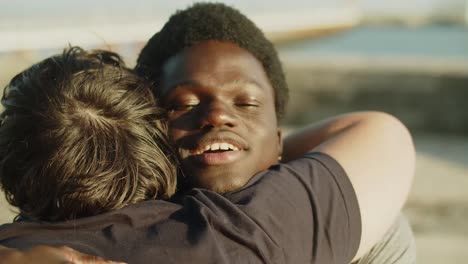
left=199, top=101, right=237, bottom=129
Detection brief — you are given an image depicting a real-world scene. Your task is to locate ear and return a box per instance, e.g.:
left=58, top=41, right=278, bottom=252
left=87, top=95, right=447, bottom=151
left=277, top=128, right=283, bottom=162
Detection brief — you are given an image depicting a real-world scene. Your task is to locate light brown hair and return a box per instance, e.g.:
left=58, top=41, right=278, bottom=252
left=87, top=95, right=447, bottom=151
left=0, top=47, right=177, bottom=221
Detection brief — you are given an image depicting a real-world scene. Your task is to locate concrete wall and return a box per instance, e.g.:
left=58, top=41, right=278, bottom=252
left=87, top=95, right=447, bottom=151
left=282, top=59, right=468, bottom=135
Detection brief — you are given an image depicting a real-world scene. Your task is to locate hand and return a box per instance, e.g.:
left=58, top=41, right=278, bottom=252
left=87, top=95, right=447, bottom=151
left=0, top=245, right=126, bottom=264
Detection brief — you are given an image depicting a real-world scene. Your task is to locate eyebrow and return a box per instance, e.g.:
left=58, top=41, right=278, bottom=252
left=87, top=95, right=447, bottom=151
left=170, top=79, right=264, bottom=92
left=162, top=80, right=198, bottom=95
left=219, top=79, right=264, bottom=92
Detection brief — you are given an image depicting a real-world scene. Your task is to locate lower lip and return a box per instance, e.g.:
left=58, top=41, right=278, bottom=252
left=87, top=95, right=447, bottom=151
left=190, top=150, right=243, bottom=165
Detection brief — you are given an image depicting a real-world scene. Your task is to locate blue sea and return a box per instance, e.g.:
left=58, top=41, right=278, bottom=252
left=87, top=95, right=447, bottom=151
left=1, top=25, right=467, bottom=66
left=278, top=25, right=468, bottom=60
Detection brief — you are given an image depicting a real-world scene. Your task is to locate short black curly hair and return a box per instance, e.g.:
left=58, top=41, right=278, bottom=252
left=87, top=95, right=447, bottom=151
left=135, top=2, right=288, bottom=120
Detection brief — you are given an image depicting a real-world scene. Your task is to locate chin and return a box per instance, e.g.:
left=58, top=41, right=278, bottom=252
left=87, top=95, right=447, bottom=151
left=196, top=176, right=248, bottom=194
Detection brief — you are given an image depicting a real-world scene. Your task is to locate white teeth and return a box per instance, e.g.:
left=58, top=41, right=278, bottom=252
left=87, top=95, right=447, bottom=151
left=211, top=143, right=220, bottom=151
left=220, top=143, right=230, bottom=150
left=192, top=142, right=241, bottom=154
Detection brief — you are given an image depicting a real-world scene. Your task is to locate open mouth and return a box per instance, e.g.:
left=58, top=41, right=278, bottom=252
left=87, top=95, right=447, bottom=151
left=190, top=142, right=240, bottom=155
left=186, top=141, right=244, bottom=165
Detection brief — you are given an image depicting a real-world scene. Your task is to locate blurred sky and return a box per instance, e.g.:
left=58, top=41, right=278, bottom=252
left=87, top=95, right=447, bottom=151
left=0, top=0, right=465, bottom=24
left=0, top=0, right=353, bottom=30
left=0, top=0, right=466, bottom=58
left=361, top=0, right=465, bottom=15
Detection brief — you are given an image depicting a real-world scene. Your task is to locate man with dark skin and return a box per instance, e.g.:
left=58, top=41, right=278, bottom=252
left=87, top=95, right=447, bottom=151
left=148, top=38, right=414, bottom=264
left=136, top=3, right=415, bottom=263
left=136, top=4, right=415, bottom=263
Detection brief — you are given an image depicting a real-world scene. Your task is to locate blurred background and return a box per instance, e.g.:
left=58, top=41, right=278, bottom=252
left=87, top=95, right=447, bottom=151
left=1, top=1, right=467, bottom=262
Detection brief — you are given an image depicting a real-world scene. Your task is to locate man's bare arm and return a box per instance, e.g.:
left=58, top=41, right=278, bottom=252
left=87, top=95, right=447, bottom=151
left=282, top=111, right=415, bottom=261
left=0, top=245, right=125, bottom=264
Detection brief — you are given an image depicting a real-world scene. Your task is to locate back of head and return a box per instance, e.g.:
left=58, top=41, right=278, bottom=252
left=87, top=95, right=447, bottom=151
left=0, top=47, right=177, bottom=222
left=135, top=2, right=289, bottom=119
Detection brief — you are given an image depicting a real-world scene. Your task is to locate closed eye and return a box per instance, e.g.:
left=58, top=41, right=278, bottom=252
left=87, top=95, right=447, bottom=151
left=170, top=103, right=199, bottom=111
left=236, top=102, right=260, bottom=108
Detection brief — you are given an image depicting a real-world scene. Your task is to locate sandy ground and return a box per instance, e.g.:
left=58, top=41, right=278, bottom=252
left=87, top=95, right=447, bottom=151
left=1, top=134, right=467, bottom=263
left=404, top=135, right=468, bottom=263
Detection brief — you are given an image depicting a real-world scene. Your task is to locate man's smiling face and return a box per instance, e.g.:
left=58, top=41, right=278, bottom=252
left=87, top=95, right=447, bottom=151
left=160, top=41, right=282, bottom=193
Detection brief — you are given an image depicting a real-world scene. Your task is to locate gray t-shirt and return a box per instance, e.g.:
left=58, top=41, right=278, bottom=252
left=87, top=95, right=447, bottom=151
left=0, top=153, right=361, bottom=263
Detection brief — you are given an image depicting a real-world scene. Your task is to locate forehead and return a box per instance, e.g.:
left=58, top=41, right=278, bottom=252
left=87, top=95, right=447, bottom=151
left=160, top=41, right=274, bottom=97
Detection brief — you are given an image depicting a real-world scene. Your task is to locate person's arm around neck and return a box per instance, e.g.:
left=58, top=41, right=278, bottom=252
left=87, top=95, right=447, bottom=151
left=0, top=245, right=125, bottom=264
left=282, top=111, right=415, bottom=261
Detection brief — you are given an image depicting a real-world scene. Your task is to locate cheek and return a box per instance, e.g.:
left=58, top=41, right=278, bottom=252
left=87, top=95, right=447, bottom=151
left=253, top=133, right=281, bottom=170
left=257, top=112, right=279, bottom=138
left=254, top=122, right=280, bottom=155
left=261, top=114, right=281, bottom=155
left=168, top=126, right=183, bottom=143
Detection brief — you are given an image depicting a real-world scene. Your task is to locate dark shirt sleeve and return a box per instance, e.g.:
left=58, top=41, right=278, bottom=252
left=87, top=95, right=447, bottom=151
left=224, top=152, right=362, bottom=263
